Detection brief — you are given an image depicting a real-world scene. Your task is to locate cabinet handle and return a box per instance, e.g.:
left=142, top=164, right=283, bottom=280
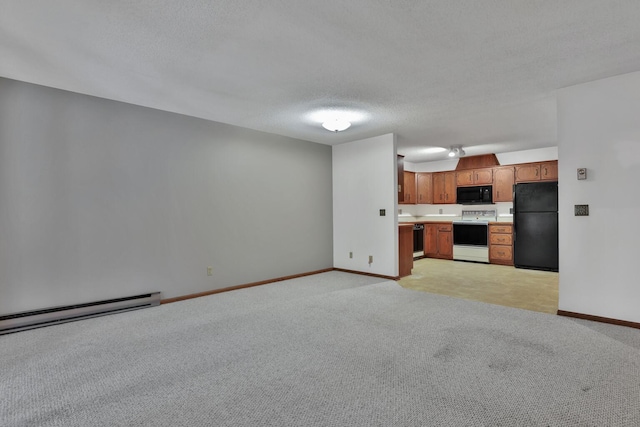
left=445, top=193, right=448, bottom=200
left=535, top=168, right=539, bottom=176
left=497, top=191, right=500, bottom=198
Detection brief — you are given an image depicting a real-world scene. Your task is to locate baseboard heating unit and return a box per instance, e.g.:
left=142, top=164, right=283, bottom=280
left=0, top=292, right=161, bottom=335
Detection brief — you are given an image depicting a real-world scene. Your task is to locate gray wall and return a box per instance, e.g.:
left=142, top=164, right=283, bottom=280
left=0, top=78, right=333, bottom=314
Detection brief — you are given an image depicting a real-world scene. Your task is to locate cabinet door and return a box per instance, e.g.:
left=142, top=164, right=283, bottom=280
left=444, top=172, right=456, bottom=204
left=424, top=225, right=438, bottom=256
left=437, top=230, right=453, bottom=258
left=401, top=171, right=416, bottom=204
left=432, top=173, right=446, bottom=204
left=397, top=155, right=405, bottom=203
left=515, top=164, right=541, bottom=182
left=493, top=167, right=514, bottom=202
left=398, top=225, right=414, bottom=277
left=540, top=161, right=558, bottom=181
left=474, top=168, right=493, bottom=185
left=456, top=171, right=474, bottom=186
left=416, top=173, right=433, bottom=204
left=490, top=245, right=513, bottom=264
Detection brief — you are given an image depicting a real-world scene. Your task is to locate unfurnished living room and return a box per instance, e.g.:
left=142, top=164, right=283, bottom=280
left=1, top=2, right=640, bottom=426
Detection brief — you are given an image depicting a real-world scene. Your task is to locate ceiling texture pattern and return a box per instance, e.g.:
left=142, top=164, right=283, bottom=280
left=2, top=1, right=640, bottom=162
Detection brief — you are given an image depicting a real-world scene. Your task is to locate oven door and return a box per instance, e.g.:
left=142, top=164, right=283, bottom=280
left=452, top=222, right=490, bottom=263
left=453, top=222, right=488, bottom=247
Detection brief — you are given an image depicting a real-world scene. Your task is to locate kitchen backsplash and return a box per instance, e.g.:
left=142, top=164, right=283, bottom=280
left=398, top=202, right=513, bottom=222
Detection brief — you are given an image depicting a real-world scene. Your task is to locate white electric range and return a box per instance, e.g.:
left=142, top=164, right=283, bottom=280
left=452, top=209, right=497, bottom=263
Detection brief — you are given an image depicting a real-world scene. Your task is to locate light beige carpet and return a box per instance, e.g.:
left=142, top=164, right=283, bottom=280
left=2, top=271, right=638, bottom=426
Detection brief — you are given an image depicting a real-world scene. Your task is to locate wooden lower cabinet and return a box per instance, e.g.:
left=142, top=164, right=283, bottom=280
left=425, top=223, right=453, bottom=260
left=489, top=223, right=513, bottom=265
left=398, top=224, right=414, bottom=277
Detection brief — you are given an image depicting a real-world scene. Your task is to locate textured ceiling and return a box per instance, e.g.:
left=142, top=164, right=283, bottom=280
left=2, top=1, right=640, bottom=162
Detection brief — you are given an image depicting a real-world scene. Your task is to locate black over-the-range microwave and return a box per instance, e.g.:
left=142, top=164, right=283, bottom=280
left=456, top=185, right=493, bottom=205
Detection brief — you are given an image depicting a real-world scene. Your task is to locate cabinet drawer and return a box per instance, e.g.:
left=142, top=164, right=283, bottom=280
left=490, top=234, right=513, bottom=245
left=490, top=245, right=513, bottom=261
left=437, top=224, right=452, bottom=232
left=490, top=225, right=512, bottom=234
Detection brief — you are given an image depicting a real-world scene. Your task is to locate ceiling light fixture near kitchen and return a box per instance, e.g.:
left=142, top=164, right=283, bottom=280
left=448, top=145, right=466, bottom=157
left=322, top=117, right=351, bottom=132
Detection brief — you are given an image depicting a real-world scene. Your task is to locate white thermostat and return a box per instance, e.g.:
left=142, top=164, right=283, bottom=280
left=577, top=168, right=587, bottom=180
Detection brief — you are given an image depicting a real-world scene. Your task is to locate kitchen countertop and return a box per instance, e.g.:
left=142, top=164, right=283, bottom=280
left=399, top=219, right=513, bottom=225
left=399, top=214, right=513, bottom=224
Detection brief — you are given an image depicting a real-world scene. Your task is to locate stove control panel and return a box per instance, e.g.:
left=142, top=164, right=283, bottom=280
left=460, top=209, right=497, bottom=222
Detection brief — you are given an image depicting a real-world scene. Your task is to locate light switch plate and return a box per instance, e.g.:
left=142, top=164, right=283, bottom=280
left=574, top=205, right=589, bottom=216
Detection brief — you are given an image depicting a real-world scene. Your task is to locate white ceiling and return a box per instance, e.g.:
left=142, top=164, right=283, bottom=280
left=2, top=1, right=640, bottom=162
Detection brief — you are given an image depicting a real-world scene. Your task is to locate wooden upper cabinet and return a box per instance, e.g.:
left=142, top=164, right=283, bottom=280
left=397, top=155, right=405, bottom=203
left=433, top=172, right=456, bottom=204
left=456, top=170, right=474, bottom=186
left=416, top=172, right=433, bottom=204
left=432, top=173, right=446, bottom=204
left=400, top=171, right=416, bottom=204
left=515, top=164, right=541, bottom=182
left=458, top=168, right=493, bottom=186
left=444, top=172, right=456, bottom=204
left=456, top=168, right=493, bottom=186
left=474, top=168, right=493, bottom=185
left=515, top=161, right=558, bottom=183
left=541, top=161, right=558, bottom=181
left=396, top=158, right=557, bottom=205
left=493, top=166, right=514, bottom=202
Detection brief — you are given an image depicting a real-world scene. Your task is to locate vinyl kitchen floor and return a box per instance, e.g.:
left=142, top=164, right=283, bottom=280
left=398, top=258, right=559, bottom=314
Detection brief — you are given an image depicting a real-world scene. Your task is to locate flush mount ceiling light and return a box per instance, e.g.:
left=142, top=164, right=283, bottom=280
left=322, top=117, right=351, bottom=132
left=307, top=109, right=369, bottom=133
left=448, top=145, right=466, bottom=157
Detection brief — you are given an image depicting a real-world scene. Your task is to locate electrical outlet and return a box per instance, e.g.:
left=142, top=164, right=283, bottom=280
left=349, top=252, right=353, bottom=259
left=207, top=266, right=213, bottom=276
left=368, top=255, right=373, bottom=264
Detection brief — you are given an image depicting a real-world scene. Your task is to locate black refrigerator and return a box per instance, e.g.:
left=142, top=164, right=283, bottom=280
left=513, top=181, right=559, bottom=271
